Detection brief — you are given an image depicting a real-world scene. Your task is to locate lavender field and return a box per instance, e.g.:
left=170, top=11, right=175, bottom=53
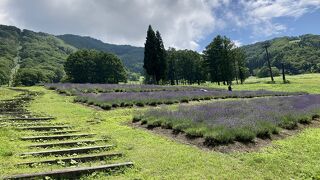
left=73, top=89, right=303, bottom=109
left=45, top=83, right=209, bottom=94
left=134, top=95, right=320, bottom=145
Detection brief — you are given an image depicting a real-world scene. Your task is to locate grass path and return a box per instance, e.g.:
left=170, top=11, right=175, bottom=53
left=0, top=87, right=22, bottom=100
left=21, top=86, right=320, bottom=179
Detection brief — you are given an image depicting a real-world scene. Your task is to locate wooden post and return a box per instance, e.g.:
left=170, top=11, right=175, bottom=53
left=282, top=63, right=286, bottom=83
left=264, top=45, right=274, bottom=82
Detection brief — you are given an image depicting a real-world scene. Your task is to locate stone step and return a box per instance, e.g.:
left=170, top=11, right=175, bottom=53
left=17, top=152, right=123, bottom=166
left=4, top=162, right=133, bottom=179
left=6, top=117, right=55, bottom=121
left=0, top=122, right=64, bottom=126
left=20, top=133, right=95, bottom=141
left=20, top=145, right=113, bottom=156
left=38, top=130, right=80, bottom=135
left=17, top=125, right=71, bottom=131
left=28, top=139, right=103, bottom=148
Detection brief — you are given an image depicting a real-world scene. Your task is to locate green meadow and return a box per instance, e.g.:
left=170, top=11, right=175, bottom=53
left=0, top=73, right=320, bottom=179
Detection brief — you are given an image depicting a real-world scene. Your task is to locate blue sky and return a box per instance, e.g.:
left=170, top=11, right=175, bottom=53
left=200, top=9, right=320, bottom=49
left=0, top=0, right=319, bottom=51
left=198, top=0, right=320, bottom=49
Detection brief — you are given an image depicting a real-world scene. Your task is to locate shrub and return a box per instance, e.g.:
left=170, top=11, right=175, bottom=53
left=172, top=121, right=193, bottom=133
left=147, top=119, right=163, bottom=128
left=161, top=120, right=173, bottom=129
left=180, top=99, right=189, bottom=103
left=125, top=103, right=133, bottom=107
left=192, top=98, right=200, bottom=101
left=135, top=102, right=145, bottom=107
left=312, top=114, right=320, bottom=120
left=164, top=101, right=174, bottom=105
left=298, top=117, right=311, bottom=124
left=48, top=86, right=56, bottom=90
left=204, top=127, right=235, bottom=145
left=101, top=103, right=112, bottom=110
left=141, top=119, right=148, bottom=125
left=148, top=102, right=157, bottom=106
left=112, top=103, right=119, bottom=108
left=132, top=116, right=141, bottom=123
left=185, top=127, right=206, bottom=138
left=234, top=128, right=255, bottom=142
left=87, top=99, right=95, bottom=105
left=280, top=115, right=298, bottom=129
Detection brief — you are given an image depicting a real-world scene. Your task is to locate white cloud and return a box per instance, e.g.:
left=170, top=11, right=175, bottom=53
left=236, top=0, right=320, bottom=37
left=233, top=40, right=243, bottom=47
left=0, top=0, right=226, bottom=50
left=0, top=0, right=318, bottom=50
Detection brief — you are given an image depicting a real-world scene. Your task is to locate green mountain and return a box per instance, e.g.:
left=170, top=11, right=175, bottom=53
left=242, top=34, right=320, bottom=75
left=0, top=24, right=144, bottom=86
left=1, top=24, right=319, bottom=86
left=0, top=25, right=76, bottom=85
left=0, top=25, right=20, bottom=85
left=57, top=34, right=144, bottom=74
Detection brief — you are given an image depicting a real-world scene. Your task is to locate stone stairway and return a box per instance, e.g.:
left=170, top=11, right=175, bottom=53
left=1, top=91, right=133, bottom=179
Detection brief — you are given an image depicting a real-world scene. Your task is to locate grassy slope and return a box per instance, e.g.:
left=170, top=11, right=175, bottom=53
left=202, top=73, right=320, bottom=94
left=0, top=87, right=21, bottom=100
left=1, top=74, right=320, bottom=179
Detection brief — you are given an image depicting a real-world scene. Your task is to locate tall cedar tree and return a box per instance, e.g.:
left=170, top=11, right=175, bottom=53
left=143, top=25, right=166, bottom=84
left=203, top=35, right=223, bottom=84
left=155, top=31, right=167, bottom=83
left=167, top=48, right=176, bottom=85
left=143, top=25, right=158, bottom=84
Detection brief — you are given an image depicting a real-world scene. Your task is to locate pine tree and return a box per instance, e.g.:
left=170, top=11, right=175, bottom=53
left=155, top=31, right=166, bottom=84
left=143, top=25, right=157, bottom=84
left=203, top=35, right=223, bottom=84
left=143, top=26, right=167, bottom=84
left=167, top=48, right=176, bottom=85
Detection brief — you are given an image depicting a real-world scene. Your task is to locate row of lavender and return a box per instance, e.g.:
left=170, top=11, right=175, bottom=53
left=45, top=83, right=212, bottom=95
left=133, top=95, right=320, bottom=145
left=73, top=90, right=303, bottom=110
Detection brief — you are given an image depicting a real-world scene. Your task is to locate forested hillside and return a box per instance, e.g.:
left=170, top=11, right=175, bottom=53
left=242, top=34, right=320, bottom=75
left=57, top=34, right=144, bottom=74
left=0, top=25, right=77, bottom=85
left=0, top=25, right=20, bottom=85
left=0, top=24, right=144, bottom=86
left=14, top=30, right=76, bottom=85
left=1, top=23, right=320, bottom=86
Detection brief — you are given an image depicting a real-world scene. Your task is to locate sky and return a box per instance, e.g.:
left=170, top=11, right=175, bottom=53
left=0, top=0, right=319, bottom=51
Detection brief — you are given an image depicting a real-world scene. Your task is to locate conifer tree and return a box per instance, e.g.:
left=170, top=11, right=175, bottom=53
left=143, top=26, right=167, bottom=84
left=143, top=25, right=157, bottom=83
left=155, top=31, right=167, bottom=84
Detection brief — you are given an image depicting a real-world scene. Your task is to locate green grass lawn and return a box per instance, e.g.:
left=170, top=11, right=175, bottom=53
left=0, top=87, right=23, bottom=100
left=203, top=73, right=320, bottom=94
left=1, top=74, right=320, bottom=179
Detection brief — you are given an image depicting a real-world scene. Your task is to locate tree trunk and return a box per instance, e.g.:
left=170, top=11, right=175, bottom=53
left=265, top=47, right=274, bottom=82
left=282, top=63, right=286, bottom=83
